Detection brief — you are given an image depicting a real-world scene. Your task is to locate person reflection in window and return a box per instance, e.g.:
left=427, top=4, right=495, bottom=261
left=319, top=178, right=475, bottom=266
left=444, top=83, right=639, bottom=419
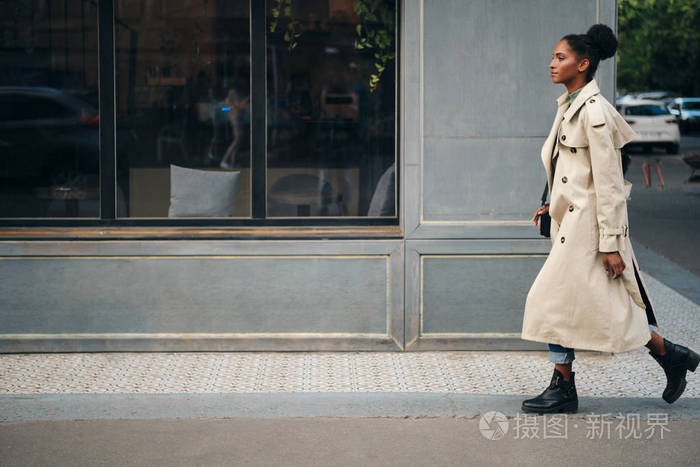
left=218, top=86, right=249, bottom=169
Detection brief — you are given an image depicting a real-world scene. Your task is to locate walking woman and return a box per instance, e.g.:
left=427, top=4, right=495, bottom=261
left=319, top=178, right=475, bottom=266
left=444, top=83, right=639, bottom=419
left=521, top=24, right=698, bottom=414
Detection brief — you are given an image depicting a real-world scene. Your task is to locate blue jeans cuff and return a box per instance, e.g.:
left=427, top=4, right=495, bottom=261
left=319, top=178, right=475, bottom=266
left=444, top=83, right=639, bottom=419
left=548, top=343, right=575, bottom=364
left=548, top=326, right=658, bottom=364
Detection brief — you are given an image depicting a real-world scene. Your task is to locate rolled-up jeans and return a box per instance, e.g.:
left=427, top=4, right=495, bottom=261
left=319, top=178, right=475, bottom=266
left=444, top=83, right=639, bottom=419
left=549, top=324, right=658, bottom=364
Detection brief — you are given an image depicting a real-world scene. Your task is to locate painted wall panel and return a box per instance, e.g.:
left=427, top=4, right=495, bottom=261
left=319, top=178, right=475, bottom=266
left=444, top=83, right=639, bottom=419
left=422, top=137, right=543, bottom=221
left=420, top=0, right=599, bottom=224
left=0, top=256, right=389, bottom=334
left=421, top=255, right=547, bottom=333
left=423, top=0, right=597, bottom=138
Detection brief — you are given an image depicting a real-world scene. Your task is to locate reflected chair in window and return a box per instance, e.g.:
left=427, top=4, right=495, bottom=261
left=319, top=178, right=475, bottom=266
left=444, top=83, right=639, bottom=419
left=367, top=163, right=395, bottom=217
left=267, top=173, right=342, bottom=217
left=168, top=164, right=240, bottom=217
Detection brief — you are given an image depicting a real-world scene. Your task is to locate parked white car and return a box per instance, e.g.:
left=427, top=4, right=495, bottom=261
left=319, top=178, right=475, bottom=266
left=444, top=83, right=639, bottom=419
left=635, top=91, right=678, bottom=102
left=615, top=99, right=680, bottom=154
left=667, top=97, right=700, bottom=134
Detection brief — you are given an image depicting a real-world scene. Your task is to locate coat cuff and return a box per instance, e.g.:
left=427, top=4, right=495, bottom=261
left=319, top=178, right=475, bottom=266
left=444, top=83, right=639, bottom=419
left=598, top=226, right=628, bottom=253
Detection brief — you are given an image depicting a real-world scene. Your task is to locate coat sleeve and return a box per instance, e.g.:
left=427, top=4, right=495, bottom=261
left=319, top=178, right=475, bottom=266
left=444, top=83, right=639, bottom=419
left=583, top=101, right=627, bottom=253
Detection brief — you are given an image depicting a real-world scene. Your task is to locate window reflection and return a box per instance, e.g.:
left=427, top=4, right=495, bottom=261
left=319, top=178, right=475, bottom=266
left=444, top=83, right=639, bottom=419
left=115, top=0, right=250, bottom=217
left=1, top=1, right=397, bottom=221
left=266, top=0, right=396, bottom=217
left=0, top=0, right=100, bottom=217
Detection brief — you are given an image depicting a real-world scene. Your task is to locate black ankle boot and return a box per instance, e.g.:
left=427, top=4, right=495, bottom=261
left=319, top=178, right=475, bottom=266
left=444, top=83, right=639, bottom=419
left=521, top=368, right=578, bottom=414
left=650, top=338, right=699, bottom=404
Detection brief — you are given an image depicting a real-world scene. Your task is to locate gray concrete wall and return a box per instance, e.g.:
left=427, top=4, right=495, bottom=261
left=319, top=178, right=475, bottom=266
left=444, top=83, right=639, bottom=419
left=0, top=0, right=617, bottom=352
left=404, top=0, right=616, bottom=232
left=402, top=0, right=616, bottom=349
left=0, top=241, right=404, bottom=351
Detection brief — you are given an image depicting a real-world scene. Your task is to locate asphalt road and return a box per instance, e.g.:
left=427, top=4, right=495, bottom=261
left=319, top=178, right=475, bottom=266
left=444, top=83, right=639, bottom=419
left=2, top=393, right=699, bottom=466
left=626, top=134, right=700, bottom=277
left=1, top=417, right=698, bottom=466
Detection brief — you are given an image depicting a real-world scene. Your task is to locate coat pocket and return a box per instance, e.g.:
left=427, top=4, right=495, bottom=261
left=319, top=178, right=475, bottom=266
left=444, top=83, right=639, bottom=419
left=583, top=206, right=600, bottom=252
left=556, top=201, right=599, bottom=252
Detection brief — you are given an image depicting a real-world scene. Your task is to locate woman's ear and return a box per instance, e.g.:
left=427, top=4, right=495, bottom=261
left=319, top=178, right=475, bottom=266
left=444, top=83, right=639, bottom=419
left=578, top=58, right=590, bottom=73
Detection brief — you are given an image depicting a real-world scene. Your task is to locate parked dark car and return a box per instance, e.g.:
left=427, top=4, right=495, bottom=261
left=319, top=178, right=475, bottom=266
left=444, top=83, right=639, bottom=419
left=0, top=86, right=99, bottom=184
left=0, top=86, right=134, bottom=216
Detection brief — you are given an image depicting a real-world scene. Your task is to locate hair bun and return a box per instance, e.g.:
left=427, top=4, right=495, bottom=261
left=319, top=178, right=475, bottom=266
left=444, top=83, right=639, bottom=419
left=586, top=24, right=617, bottom=60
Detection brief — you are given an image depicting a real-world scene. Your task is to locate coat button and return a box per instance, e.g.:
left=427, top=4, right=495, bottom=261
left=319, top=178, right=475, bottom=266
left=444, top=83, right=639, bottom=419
left=571, top=147, right=577, bottom=153
left=562, top=176, right=568, bottom=183
left=561, top=135, right=566, bottom=141
left=590, top=99, right=596, bottom=103
left=561, top=237, right=565, bottom=243
left=568, top=206, right=574, bottom=212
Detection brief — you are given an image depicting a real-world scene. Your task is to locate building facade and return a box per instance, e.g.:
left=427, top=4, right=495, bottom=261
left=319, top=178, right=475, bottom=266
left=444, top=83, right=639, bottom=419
left=0, top=0, right=617, bottom=352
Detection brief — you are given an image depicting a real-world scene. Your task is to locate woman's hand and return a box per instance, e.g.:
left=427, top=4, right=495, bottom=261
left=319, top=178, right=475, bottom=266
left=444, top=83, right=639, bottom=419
left=531, top=204, right=549, bottom=226
left=602, top=252, right=626, bottom=279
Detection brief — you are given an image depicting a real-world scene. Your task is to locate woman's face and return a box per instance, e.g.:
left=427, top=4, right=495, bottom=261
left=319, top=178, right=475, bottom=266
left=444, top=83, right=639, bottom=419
left=549, top=40, right=588, bottom=84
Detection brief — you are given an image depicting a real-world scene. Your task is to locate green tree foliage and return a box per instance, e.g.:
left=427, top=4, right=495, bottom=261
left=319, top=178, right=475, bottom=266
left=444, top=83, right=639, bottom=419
left=269, top=0, right=395, bottom=93
left=618, top=0, right=700, bottom=95
left=353, top=0, right=395, bottom=93
left=269, top=0, right=302, bottom=52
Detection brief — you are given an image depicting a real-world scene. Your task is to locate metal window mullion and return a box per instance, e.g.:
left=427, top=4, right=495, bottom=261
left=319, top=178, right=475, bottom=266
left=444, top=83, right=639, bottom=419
left=250, top=0, right=266, bottom=219
left=98, top=0, right=116, bottom=220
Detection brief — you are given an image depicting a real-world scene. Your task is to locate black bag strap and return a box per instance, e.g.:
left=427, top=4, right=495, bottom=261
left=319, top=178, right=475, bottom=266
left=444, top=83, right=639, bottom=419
left=540, top=180, right=549, bottom=205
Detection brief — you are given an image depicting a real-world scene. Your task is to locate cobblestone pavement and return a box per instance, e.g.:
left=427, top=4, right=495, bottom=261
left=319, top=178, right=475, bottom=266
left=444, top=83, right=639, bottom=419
left=1, top=274, right=697, bottom=398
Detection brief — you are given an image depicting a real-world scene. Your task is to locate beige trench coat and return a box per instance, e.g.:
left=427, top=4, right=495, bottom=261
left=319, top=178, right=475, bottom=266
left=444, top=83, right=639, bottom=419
left=521, top=79, right=657, bottom=353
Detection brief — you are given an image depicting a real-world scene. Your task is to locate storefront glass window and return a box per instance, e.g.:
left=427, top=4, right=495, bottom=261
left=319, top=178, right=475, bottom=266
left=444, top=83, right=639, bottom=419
left=0, top=0, right=99, bottom=217
left=1, top=0, right=397, bottom=224
left=266, top=0, right=396, bottom=217
left=115, top=0, right=251, bottom=218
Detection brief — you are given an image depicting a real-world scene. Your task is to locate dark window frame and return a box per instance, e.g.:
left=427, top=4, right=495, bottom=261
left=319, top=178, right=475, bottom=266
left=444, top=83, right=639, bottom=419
left=0, top=0, right=400, bottom=228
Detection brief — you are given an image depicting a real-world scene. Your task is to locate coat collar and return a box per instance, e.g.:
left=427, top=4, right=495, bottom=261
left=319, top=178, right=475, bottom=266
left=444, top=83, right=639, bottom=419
left=559, top=78, right=601, bottom=121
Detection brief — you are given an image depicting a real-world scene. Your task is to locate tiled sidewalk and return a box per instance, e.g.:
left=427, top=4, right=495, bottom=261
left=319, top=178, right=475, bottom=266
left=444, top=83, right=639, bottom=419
left=1, top=274, right=697, bottom=399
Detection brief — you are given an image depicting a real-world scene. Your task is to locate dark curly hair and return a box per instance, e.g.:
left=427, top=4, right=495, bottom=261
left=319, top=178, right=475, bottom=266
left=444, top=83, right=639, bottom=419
left=562, top=24, right=618, bottom=82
